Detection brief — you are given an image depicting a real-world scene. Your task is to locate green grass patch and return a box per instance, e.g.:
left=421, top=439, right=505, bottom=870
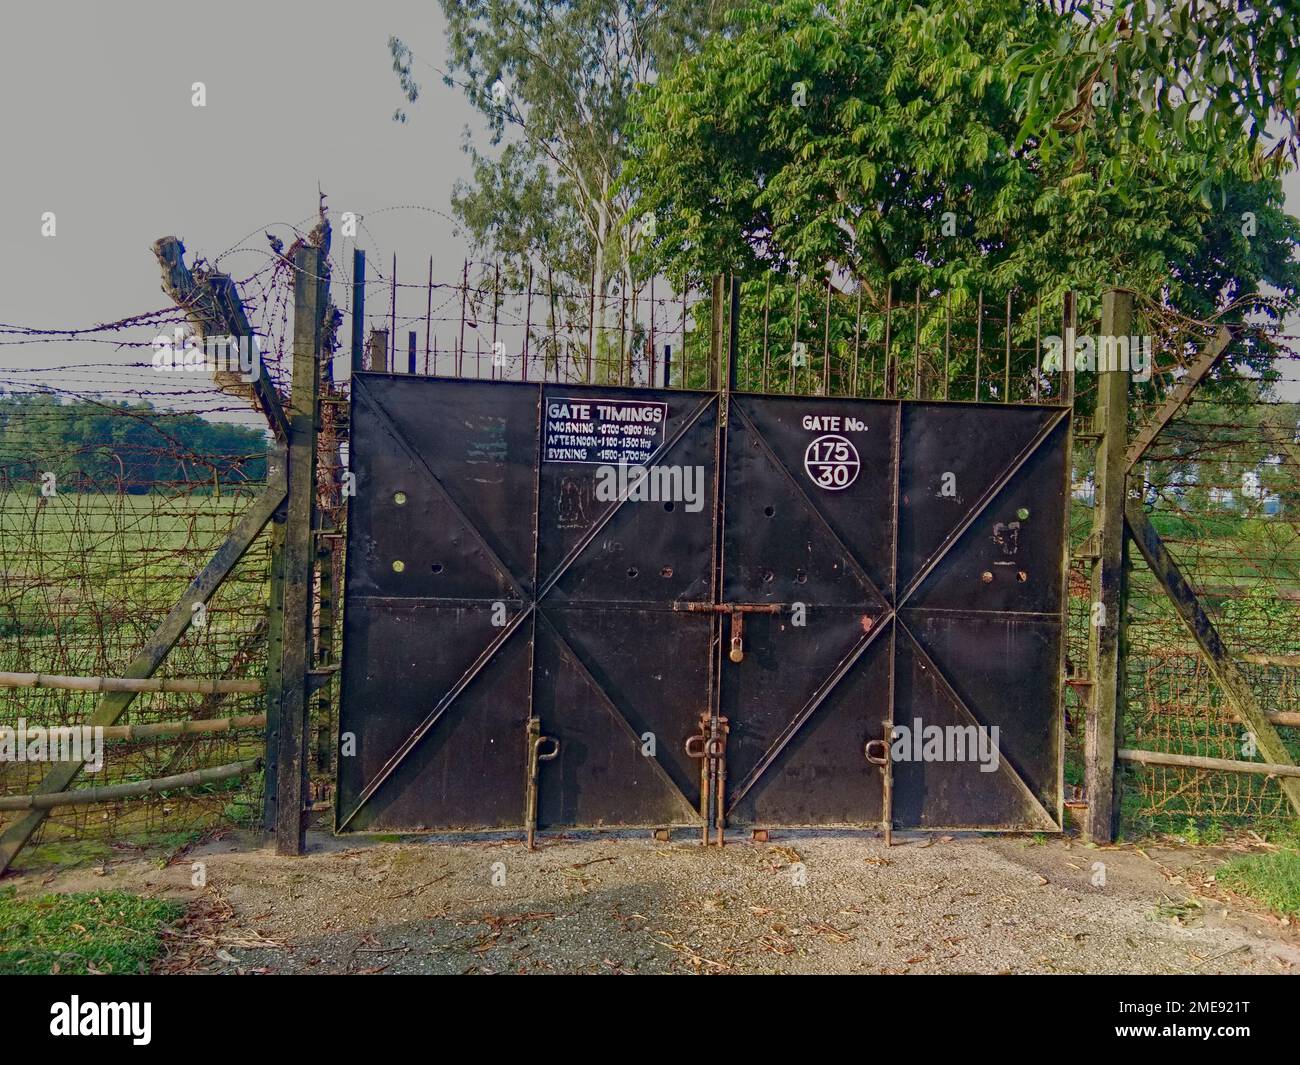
left=1218, top=848, right=1300, bottom=916
left=0, top=889, right=183, bottom=974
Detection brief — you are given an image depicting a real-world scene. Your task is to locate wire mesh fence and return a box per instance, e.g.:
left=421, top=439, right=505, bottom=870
left=0, top=250, right=310, bottom=867
left=1098, top=295, right=1300, bottom=833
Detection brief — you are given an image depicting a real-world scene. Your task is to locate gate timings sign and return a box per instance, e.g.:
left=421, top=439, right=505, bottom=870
left=544, top=397, right=667, bottom=464
left=339, top=374, right=1070, bottom=836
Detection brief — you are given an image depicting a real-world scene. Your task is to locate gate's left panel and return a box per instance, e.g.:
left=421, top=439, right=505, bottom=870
left=337, top=375, right=540, bottom=832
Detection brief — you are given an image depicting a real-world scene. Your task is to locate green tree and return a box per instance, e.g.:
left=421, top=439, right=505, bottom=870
left=390, top=0, right=726, bottom=378
left=1009, top=0, right=1300, bottom=169
left=628, top=0, right=1294, bottom=298
left=0, top=393, right=267, bottom=492
left=624, top=0, right=1299, bottom=395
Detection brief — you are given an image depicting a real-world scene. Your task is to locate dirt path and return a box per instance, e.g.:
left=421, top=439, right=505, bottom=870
left=10, top=829, right=1299, bottom=974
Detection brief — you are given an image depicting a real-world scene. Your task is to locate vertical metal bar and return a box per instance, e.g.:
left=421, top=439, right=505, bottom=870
left=761, top=274, right=771, bottom=393
left=728, top=275, right=741, bottom=392
left=525, top=717, right=541, bottom=850
left=822, top=275, right=832, bottom=394
left=710, top=274, right=724, bottom=390
left=913, top=287, right=921, bottom=399
left=790, top=276, right=801, bottom=394
left=407, top=331, right=416, bottom=374
left=944, top=290, right=951, bottom=401
left=491, top=262, right=500, bottom=379
left=547, top=266, right=559, bottom=382
left=586, top=265, right=596, bottom=384
left=458, top=259, right=469, bottom=378
left=974, top=290, right=983, bottom=402
left=389, top=253, right=397, bottom=369
left=881, top=720, right=893, bottom=847
left=1034, top=294, right=1042, bottom=402
left=619, top=282, right=629, bottom=386
left=682, top=288, right=689, bottom=388
left=851, top=285, right=862, bottom=397
left=663, top=342, right=672, bottom=388
left=883, top=283, right=893, bottom=398
left=1004, top=290, right=1013, bottom=402
left=523, top=262, right=533, bottom=382
left=350, top=249, right=365, bottom=374
left=649, top=276, right=657, bottom=387
left=424, top=256, right=433, bottom=375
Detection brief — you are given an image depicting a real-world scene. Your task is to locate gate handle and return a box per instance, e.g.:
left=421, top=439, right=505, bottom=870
left=535, top=736, right=560, bottom=761
left=685, top=735, right=725, bottom=759
left=864, top=738, right=890, bottom=766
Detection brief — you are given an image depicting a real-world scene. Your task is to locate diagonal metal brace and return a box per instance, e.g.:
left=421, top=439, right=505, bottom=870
left=1125, top=501, right=1300, bottom=816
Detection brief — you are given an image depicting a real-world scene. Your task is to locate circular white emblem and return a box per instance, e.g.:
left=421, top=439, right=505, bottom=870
left=804, top=434, right=860, bottom=491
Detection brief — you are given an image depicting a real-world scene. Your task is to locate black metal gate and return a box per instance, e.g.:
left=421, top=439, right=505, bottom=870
left=338, top=373, right=1069, bottom=837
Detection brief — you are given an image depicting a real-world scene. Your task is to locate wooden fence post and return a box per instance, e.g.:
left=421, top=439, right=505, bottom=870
left=273, top=245, right=325, bottom=855
left=1084, top=288, right=1132, bottom=842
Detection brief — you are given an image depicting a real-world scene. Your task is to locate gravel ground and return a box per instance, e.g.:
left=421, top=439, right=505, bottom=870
left=10, top=827, right=1300, bottom=974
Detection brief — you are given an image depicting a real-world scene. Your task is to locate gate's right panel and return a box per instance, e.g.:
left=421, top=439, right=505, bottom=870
left=893, top=403, right=1068, bottom=830
left=719, top=395, right=1068, bottom=832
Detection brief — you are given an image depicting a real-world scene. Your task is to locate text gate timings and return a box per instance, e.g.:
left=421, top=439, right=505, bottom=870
left=338, top=374, right=1070, bottom=840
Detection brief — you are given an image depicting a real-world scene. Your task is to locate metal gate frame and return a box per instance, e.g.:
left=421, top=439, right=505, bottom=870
left=337, top=371, right=1071, bottom=841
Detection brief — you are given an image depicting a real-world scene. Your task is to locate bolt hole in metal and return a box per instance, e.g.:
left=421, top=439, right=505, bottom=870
left=431, top=563, right=444, bottom=574
left=761, top=568, right=775, bottom=583
left=392, top=560, right=405, bottom=573
left=393, top=491, right=407, bottom=506
left=627, top=566, right=639, bottom=579
left=795, top=569, right=808, bottom=584
left=661, top=566, right=673, bottom=578
left=763, top=505, right=775, bottom=517
left=663, top=501, right=675, bottom=511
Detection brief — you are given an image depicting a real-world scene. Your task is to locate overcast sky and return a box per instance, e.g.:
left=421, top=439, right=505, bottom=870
left=1, top=1, right=1298, bottom=414
left=0, top=0, right=478, bottom=408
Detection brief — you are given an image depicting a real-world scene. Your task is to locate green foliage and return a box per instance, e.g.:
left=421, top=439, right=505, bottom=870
left=1009, top=1, right=1300, bottom=171
left=0, top=393, right=267, bottom=492
left=626, top=0, right=1299, bottom=320
left=0, top=889, right=182, bottom=975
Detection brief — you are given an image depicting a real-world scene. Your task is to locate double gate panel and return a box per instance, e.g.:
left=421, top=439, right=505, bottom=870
left=338, top=373, right=1069, bottom=835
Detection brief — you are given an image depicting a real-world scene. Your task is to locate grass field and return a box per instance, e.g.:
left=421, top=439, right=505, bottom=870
left=0, top=888, right=183, bottom=974
left=0, top=486, right=272, bottom=856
